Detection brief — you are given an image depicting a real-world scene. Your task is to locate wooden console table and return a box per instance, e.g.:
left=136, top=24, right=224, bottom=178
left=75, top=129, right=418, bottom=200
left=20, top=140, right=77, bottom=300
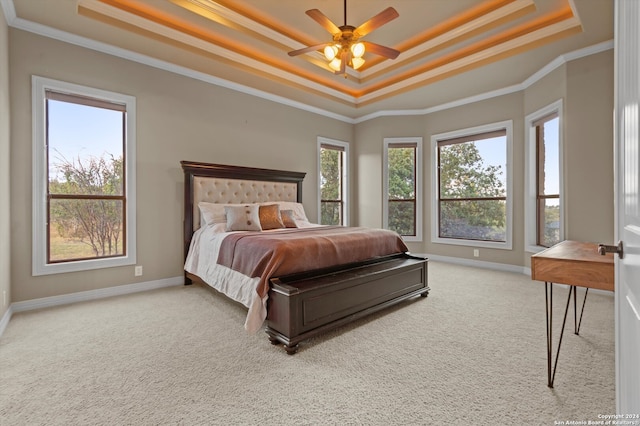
left=531, top=240, right=614, bottom=387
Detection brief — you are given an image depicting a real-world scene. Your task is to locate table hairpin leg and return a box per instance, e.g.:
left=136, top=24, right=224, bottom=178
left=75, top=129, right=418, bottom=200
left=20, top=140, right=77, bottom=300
left=545, top=282, right=590, bottom=388
left=575, top=288, right=589, bottom=335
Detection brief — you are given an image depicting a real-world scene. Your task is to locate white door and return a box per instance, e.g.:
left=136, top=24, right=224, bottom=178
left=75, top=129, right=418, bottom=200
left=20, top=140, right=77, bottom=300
left=614, top=0, right=640, bottom=414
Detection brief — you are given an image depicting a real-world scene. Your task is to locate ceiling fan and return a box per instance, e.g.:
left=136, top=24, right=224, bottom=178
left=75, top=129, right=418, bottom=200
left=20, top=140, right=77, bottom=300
left=288, top=0, right=400, bottom=75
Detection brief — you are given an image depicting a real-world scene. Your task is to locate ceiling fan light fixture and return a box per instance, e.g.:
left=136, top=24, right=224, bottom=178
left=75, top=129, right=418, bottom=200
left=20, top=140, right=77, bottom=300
left=288, top=2, right=399, bottom=76
left=351, top=56, right=365, bottom=70
left=324, top=45, right=339, bottom=61
left=351, top=42, right=365, bottom=58
left=329, top=58, right=342, bottom=71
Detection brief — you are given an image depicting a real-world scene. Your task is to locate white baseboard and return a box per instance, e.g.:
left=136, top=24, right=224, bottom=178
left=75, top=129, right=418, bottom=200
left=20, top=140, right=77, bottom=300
left=0, top=276, right=184, bottom=338
left=0, top=305, right=14, bottom=338
left=421, top=253, right=613, bottom=297
left=418, top=253, right=531, bottom=275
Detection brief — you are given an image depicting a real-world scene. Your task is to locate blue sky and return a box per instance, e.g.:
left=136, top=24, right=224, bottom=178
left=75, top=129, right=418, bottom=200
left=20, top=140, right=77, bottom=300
left=475, top=117, right=560, bottom=193
left=47, top=99, right=560, bottom=195
left=541, top=117, right=560, bottom=194
left=47, top=100, right=123, bottom=180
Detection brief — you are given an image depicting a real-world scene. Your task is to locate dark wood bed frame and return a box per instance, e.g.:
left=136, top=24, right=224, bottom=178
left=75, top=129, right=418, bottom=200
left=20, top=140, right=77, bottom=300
left=182, top=161, right=429, bottom=354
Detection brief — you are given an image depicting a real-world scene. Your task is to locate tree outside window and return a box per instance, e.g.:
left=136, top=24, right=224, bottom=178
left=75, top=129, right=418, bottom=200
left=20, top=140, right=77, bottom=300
left=535, top=114, right=561, bottom=247
left=320, top=143, right=346, bottom=225
left=47, top=94, right=127, bottom=263
left=437, top=129, right=508, bottom=243
left=384, top=138, right=422, bottom=240
left=525, top=100, right=563, bottom=252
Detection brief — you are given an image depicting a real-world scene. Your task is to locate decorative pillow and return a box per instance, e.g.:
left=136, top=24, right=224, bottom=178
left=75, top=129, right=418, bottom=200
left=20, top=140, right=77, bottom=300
left=258, top=204, right=285, bottom=230
left=280, top=209, right=298, bottom=228
left=262, top=201, right=309, bottom=223
left=224, top=204, right=262, bottom=232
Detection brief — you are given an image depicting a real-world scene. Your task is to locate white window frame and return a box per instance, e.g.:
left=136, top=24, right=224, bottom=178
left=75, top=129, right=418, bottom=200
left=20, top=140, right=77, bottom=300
left=430, top=120, right=513, bottom=250
left=317, top=137, right=349, bottom=226
left=524, top=99, right=564, bottom=253
left=32, top=76, right=137, bottom=275
left=383, top=137, right=423, bottom=242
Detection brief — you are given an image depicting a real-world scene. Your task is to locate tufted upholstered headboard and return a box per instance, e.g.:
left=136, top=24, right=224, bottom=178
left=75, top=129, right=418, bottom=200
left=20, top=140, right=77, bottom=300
left=181, top=161, right=306, bottom=262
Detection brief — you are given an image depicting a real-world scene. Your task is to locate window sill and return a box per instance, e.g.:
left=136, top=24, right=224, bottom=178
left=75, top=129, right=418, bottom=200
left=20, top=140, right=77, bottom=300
left=432, top=236, right=512, bottom=250
left=32, top=255, right=136, bottom=276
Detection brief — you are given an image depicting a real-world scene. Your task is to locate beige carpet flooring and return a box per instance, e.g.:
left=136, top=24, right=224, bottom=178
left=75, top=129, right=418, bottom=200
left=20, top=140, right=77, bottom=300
left=0, top=261, right=615, bottom=425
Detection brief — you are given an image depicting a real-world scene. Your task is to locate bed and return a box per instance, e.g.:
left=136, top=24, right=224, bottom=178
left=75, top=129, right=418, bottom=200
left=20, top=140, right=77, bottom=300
left=182, top=160, right=429, bottom=354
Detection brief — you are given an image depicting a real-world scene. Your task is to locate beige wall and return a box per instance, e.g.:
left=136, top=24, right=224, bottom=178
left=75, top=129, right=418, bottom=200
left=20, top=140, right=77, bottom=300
left=354, top=115, right=425, bottom=230
left=564, top=51, right=615, bottom=243
left=355, top=51, right=614, bottom=268
left=0, top=7, right=11, bottom=318
left=523, top=64, right=567, bottom=115
left=8, top=29, right=351, bottom=302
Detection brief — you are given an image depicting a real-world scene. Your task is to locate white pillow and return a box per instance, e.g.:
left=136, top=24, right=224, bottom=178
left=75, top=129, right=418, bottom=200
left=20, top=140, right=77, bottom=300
left=198, top=202, right=227, bottom=226
left=209, top=222, right=228, bottom=234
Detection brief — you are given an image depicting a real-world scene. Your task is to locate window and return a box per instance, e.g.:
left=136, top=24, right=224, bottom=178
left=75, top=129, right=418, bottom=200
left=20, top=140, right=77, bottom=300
left=525, top=100, right=563, bottom=251
left=383, top=138, right=422, bottom=241
left=32, top=76, right=136, bottom=275
left=318, top=137, right=349, bottom=226
left=431, top=121, right=513, bottom=249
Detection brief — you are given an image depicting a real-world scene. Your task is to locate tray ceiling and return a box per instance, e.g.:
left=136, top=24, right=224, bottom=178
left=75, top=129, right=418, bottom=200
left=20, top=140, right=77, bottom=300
left=5, top=0, right=613, bottom=120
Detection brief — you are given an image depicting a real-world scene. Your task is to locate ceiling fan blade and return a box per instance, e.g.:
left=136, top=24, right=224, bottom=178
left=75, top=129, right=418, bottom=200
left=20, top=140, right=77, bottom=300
left=362, top=41, right=400, bottom=59
left=354, top=7, right=399, bottom=38
left=288, top=43, right=330, bottom=57
left=306, top=9, right=341, bottom=35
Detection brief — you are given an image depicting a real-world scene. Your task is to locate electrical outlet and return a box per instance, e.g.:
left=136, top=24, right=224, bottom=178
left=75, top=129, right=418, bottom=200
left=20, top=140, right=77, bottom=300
left=473, top=249, right=480, bottom=257
left=134, top=266, right=143, bottom=276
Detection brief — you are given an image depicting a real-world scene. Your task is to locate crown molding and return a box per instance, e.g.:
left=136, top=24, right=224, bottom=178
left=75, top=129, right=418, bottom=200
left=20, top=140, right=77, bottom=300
left=356, top=39, right=613, bottom=124
left=0, top=0, right=16, bottom=25
left=8, top=11, right=356, bottom=123
left=521, top=39, right=613, bottom=88
left=354, top=84, right=524, bottom=123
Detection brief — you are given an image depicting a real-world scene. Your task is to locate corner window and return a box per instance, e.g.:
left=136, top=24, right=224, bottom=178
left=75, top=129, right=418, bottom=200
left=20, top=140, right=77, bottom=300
left=32, top=76, right=136, bottom=275
left=525, top=100, right=563, bottom=251
left=383, top=138, right=422, bottom=241
left=431, top=121, right=513, bottom=249
left=318, top=137, right=349, bottom=226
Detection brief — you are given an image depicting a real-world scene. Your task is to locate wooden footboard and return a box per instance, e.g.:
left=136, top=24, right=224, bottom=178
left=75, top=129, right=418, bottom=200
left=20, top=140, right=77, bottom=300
left=266, top=254, right=429, bottom=354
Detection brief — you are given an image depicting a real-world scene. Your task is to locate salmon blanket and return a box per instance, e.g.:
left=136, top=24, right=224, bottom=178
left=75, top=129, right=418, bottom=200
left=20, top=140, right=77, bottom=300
left=216, top=226, right=409, bottom=298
